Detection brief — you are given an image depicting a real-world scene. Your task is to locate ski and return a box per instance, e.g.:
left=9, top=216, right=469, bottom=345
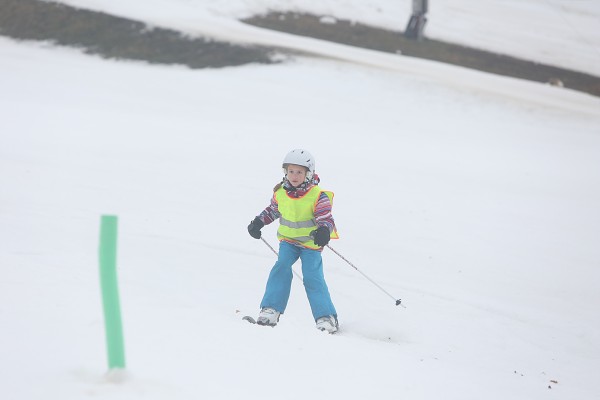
left=242, top=315, right=337, bottom=333
left=242, top=315, right=278, bottom=327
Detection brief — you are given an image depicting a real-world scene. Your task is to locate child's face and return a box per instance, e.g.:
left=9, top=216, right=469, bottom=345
left=286, top=164, right=308, bottom=187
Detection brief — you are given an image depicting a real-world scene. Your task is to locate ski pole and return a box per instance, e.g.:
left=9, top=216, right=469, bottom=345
left=260, top=236, right=278, bottom=257
left=260, top=237, right=303, bottom=281
left=326, top=244, right=404, bottom=308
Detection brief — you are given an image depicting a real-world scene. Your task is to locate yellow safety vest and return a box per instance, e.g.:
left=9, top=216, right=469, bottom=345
left=274, top=185, right=339, bottom=249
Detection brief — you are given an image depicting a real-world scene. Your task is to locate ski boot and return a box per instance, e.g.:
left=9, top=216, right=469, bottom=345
left=257, top=307, right=280, bottom=326
left=316, top=315, right=338, bottom=333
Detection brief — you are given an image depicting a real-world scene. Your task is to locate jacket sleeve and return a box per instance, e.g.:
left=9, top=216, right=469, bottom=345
left=314, top=192, right=336, bottom=233
left=257, top=195, right=280, bottom=225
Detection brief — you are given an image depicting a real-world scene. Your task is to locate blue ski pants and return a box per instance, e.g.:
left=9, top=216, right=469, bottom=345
left=260, top=241, right=337, bottom=321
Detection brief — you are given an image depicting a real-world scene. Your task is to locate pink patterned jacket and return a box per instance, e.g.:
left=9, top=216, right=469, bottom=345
left=257, top=174, right=336, bottom=235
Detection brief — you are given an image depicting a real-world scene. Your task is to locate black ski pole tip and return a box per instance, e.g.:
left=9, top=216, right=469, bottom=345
left=395, top=299, right=402, bottom=306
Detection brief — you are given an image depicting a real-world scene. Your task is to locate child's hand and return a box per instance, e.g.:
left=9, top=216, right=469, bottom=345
left=311, top=226, right=331, bottom=247
left=248, top=217, right=264, bottom=239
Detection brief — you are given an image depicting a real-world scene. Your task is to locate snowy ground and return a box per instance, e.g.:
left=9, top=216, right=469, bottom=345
left=2, top=1, right=600, bottom=400
left=47, top=0, right=600, bottom=76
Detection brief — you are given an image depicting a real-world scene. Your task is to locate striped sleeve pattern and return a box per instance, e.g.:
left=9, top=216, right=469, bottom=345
left=315, top=192, right=336, bottom=233
left=258, top=196, right=280, bottom=225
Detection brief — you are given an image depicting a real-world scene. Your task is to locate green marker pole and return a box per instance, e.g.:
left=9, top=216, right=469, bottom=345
left=99, top=215, right=126, bottom=369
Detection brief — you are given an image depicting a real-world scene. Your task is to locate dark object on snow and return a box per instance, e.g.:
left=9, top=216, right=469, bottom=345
left=0, top=0, right=274, bottom=68
left=405, top=0, right=428, bottom=40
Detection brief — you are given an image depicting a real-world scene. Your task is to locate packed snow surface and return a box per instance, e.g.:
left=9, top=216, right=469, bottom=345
left=2, top=1, right=600, bottom=400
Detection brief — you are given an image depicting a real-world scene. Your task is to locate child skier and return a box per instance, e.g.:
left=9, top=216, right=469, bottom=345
left=247, top=149, right=340, bottom=333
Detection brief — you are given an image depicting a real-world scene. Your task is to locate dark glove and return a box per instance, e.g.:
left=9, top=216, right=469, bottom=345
left=311, top=226, right=331, bottom=247
left=247, top=217, right=264, bottom=239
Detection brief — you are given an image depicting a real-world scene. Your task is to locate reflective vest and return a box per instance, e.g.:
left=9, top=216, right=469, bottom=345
left=275, top=185, right=339, bottom=249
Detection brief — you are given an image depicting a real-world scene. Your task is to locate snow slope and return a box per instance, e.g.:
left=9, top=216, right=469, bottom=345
left=2, top=2, right=600, bottom=400
left=48, top=0, right=600, bottom=76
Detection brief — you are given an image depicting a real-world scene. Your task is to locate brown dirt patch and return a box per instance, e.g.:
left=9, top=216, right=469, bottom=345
left=244, top=12, right=600, bottom=97
left=1, top=0, right=598, bottom=97
left=0, top=0, right=274, bottom=68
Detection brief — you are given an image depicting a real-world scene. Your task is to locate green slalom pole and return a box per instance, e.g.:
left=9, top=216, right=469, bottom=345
left=99, top=215, right=126, bottom=369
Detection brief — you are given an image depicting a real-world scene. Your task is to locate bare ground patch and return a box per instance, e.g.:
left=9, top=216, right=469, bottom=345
left=1, top=0, right=598, bottom=97
left=243, top=12, right=600, bottom=97
left=0, top=0, right=275, bottom=68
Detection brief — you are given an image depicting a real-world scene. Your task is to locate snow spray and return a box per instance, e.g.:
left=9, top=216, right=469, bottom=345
left=99, top=215, right=126, bottom=369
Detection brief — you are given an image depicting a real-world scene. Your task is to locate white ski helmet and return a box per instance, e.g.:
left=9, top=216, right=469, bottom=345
left=282, top=149, right=315, bottom=180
